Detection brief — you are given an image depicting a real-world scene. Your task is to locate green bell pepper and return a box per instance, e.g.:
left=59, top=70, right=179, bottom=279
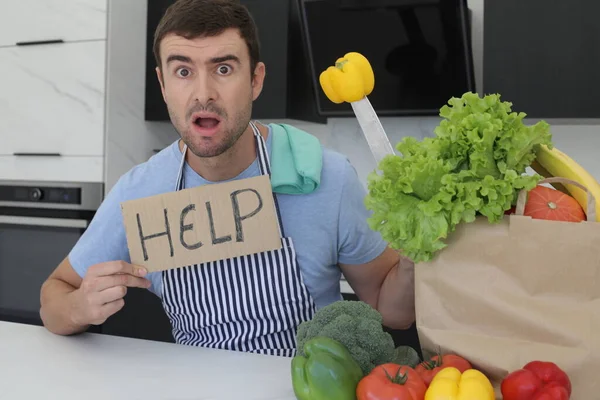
left=291, top=336, right=364, bottom=400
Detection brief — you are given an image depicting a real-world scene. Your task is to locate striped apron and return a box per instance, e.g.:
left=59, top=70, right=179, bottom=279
left=161, top=121, right=316, bottom=357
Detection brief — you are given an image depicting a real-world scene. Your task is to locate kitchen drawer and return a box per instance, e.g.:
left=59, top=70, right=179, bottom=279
left=0, top=40, right=105, bottom=157
left=0, top=0, right=107, bottom=47
left=0, top=155, right=104, bottom=183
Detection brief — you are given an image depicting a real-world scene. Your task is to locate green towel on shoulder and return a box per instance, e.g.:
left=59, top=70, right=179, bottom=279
left=269, top=123, right=323, bottom=195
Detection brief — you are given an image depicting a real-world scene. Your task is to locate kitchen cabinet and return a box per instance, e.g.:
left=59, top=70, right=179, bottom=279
left=0, top=155, right=104, bottom=182
left=0, top=40, right=106, bottom=157
left=101, top=288, right=175, bottom=344
left=0, top=0, right=107, bottom=47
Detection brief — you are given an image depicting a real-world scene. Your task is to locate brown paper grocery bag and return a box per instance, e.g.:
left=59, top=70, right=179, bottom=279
left=415, top=178, right=600, bottom=399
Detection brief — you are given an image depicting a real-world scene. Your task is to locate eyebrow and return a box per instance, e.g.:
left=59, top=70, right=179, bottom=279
left=166, top=54, right=192, bottom=65
left=165, top=54, right=241, bottom=66
left=209, top=54, right=241, bottom=65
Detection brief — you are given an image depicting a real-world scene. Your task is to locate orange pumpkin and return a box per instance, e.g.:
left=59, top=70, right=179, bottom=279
left=523, top=185, right=586, bottom=222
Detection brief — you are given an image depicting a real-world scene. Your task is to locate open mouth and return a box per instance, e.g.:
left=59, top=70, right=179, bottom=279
left=191, top=112, right=222, bottom=136
left=193, top=117, right=220, bottom=129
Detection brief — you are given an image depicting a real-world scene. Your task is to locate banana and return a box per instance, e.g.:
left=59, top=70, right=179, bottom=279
left=534, top=144, right=600, bottom=222
left=529, top=159, right=570, bottom=195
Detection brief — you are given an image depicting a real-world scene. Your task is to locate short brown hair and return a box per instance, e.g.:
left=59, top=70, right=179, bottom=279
left=153, top=0, right=261, bottom=74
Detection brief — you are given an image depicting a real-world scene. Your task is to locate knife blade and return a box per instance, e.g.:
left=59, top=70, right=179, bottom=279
left=350, top=96, right=396, bottom=166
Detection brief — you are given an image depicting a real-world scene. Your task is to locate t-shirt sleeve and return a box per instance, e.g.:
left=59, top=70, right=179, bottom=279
left=68, top=177, right=131, bottom=278
left=337, top=159, right=389, bottom=265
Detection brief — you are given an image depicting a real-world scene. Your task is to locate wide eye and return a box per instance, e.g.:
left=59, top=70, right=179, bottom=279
left=216, top=65, right=232, bottom=75
left=176, top=67, right=191, bottom=78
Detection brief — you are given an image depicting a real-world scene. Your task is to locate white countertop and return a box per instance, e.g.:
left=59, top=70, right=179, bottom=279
left=0, top=321, right=297, bottom=400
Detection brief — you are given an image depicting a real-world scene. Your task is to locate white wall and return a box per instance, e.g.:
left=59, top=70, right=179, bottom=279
left=467, top=0, right=484, bottom=94
left=104, top=0, right=600, bottom=194
left=104, top=0, right=177, bottom=191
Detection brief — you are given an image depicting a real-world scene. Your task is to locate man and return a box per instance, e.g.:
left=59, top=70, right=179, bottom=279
left=39, top=0, right=415, bottom=356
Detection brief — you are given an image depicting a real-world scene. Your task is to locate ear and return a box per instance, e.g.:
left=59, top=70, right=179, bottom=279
left=251, top=61, right=266, bottom=101
left=156, top=66, right=167, bottom=103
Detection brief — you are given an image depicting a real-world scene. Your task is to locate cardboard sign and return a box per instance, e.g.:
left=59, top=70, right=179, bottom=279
left=120, top=175, right=282, bottom=272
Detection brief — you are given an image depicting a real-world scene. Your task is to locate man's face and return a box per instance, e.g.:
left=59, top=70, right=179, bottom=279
left=156, top=29, right=265, bottom=158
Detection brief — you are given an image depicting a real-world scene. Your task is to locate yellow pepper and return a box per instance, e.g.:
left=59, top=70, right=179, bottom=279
left=425, top=367, right=495, bottom=400
left=319, top=52, right=375, bottom=104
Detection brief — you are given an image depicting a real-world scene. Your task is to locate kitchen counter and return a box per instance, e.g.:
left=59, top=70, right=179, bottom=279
left=0, top=321, right=297, bottom=400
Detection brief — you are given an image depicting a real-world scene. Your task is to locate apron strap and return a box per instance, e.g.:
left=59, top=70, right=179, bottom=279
left=175, top=142, right=188, bottom=192
left=249, top=121, right=271, bottom=176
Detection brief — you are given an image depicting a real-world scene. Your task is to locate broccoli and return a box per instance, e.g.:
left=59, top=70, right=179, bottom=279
left=296, top=300, right=399, bottom=374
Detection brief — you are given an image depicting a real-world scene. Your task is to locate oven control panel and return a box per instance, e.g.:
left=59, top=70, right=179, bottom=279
left=0, top=184, right=81, bottom=205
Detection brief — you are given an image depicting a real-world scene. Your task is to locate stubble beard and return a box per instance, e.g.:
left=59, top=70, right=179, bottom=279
left=168, top=99, right=253, bottom=159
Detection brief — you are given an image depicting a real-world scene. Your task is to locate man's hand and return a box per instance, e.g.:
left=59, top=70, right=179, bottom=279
left=70, top=261, right=150, bottom=326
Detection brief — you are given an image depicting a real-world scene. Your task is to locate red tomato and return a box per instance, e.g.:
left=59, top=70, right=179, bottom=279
left=415, top=354, right=472, bottom=387
left=356, top=363, right=426, bottom=400
left=501, top=361, right=571, bottom=400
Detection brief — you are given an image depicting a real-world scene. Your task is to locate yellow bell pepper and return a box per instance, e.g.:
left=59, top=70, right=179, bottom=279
left=319, top=52, right=375, bottom=104
left=425, top=367, right=495, bottom=400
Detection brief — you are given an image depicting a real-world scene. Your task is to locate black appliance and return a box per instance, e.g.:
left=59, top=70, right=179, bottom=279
left=0, top=180, right=103, bottom=327
left=299, top=0, right=475, bottom=117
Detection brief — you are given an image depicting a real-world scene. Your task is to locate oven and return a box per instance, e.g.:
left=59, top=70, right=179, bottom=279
left=0, top=180, right=103, bottom=327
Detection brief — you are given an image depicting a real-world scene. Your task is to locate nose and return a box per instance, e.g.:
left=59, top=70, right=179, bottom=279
left=192, top=70, right=218, bottom=105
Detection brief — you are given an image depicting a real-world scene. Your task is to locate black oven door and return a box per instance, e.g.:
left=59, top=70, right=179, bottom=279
left=0, top=180, right=103, bottom=328
left=0, top=214, right=89, bottom=325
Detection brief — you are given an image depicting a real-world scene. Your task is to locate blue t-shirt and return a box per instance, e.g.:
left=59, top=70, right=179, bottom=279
left=69, top=124, right=388, bottom=310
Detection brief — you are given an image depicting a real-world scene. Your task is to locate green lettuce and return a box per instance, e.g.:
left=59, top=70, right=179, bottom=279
left=364, top=92, right=553, bottom=263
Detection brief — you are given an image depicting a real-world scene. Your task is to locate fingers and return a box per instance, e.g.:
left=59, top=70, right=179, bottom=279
left=97, top=285, right=128, bottom=304
left=77, top=288, right=127, bottom=326
left=90, top=299, right=125, bottom=325
left=88, top=260, right=147, bottom=278
left=95, top=274, right=152, bottom=291
left=76, top=261, right=151, bottom=325
left=102, top=299, right=125, bottom=318
left=80, top=261, right=152, bottom=311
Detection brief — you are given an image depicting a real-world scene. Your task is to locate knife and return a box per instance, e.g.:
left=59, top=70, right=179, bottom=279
left=350, top=96, right=396, bottom=166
